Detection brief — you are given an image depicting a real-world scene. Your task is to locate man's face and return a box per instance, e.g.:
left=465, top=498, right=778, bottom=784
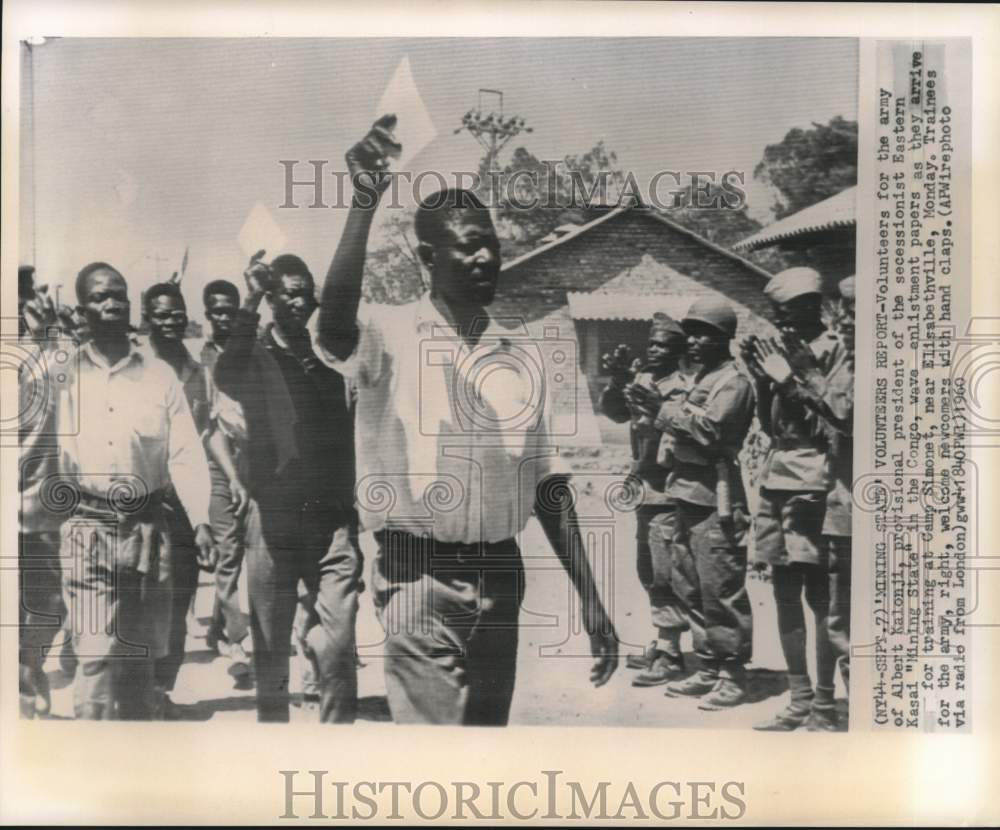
left=772, top=295, right=821, bottom=339
left=205, top=293, right=238, bottom=342
left=646, top=333, right=684, bottom=369
left=269, top=273, right=316, bottom=334
left=78, top=269, right=130, bottom=336
left=428, top=210, right=501, bottom=308
left=684, top=321, right=728, bottom=365
left=147, top=293, right=188, bottom=343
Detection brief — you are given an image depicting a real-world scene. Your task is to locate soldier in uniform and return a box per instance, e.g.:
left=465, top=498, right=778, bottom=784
left=598, top=314, right=693, bottom=686
left=657, top=297, right=756, bottom=710
left=742, top=267, right=842, bottom=731
left=823, top=276, right=855, bottom=697
left=756, top=275, right=856, bottom=715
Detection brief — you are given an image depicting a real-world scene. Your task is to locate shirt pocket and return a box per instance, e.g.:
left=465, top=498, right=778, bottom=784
left=132, top=399, right=168, bottom=444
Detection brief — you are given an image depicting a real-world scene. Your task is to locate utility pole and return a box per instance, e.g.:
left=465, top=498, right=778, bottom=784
left=454, top=89, right=532, bottom=215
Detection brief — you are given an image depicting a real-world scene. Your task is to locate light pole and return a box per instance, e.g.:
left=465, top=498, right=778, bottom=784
left=454, top=89, right=532, bottom=216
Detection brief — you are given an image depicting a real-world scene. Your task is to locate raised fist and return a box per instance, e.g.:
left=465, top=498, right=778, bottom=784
left=345, top=114, right=401, bottom=198
left=243, top=249, right=274, bottom=296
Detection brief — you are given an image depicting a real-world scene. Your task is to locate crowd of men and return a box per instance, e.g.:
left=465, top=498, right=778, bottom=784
left=16, top=115, right=854, bottom=730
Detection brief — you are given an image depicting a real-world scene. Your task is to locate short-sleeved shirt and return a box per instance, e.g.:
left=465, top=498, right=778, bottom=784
left=760, top=330, right=841, bottom=492
left=314, top=295, right=558, bottom=543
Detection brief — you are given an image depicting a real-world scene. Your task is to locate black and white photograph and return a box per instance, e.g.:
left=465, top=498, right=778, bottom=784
left=14, top=34, right=862, bottom=730
left=2, top=1, right=995, bottom=825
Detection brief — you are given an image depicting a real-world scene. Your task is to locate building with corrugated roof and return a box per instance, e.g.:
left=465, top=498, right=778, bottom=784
left=732, top=186, right=856, bottom=293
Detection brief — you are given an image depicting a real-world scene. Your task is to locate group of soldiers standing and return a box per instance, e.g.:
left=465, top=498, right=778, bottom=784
left=601, top=266, right=855, bottom=730
left=16, top=115, right=854, bottom=730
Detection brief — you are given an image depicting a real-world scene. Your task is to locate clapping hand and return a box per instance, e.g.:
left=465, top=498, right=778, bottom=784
left=624, top=379, right=664, bottom=419
left=750, top=337, right=794, bottom=386
left=780, top=330, right=823, bottom=384
left=739, top=334, right=768, bottom=383
left=600, top=344, right=637, bottom=387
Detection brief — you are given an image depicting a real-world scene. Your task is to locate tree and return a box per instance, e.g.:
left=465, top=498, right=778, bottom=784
left=753, top=116, right=858, bottom=219
left=486, top=142, right=626, bottom=258
left=662, top=179, right=763, bottom=250
left=361, top=210, right=424, bottom=305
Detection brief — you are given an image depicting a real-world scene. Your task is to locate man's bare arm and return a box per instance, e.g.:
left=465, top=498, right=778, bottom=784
left=534, top=473, right=619, bottom=687
left=317, top=115, right=400, bottom=360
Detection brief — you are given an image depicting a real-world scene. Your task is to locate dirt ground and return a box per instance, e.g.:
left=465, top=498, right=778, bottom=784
left=39, top=446, right=848, bottom=729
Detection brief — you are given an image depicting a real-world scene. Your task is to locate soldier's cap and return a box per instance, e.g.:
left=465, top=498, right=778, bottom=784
left=682, top=296, right=738, bottom=339
left=764, top=266, right=823, bottom=304
left=838, top=275, right=856, bottom=300
left=650, top=312, right=685, bottom=341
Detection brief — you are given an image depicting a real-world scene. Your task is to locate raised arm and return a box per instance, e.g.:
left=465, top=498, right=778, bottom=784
left=317, top=115, right=400, bottom=360
left=596, top=344, right=636, bottom=423
left=213, top=253, right=269, bottom=398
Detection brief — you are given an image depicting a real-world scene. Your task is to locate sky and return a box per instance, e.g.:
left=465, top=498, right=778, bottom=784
left=19, top=37, right=857, bottom=313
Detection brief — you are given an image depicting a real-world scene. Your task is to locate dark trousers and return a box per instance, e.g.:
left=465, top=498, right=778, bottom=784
left=669, top=500, right=752, bottom=667
left=19, top=531, right=64, bottom=711
left=154, top=496, right=200, bottom=693
left=372, top=529, right=524, bottom=726
left=207, top=462, right=249, bottom=644
left=827, top=536, right=851, bottom=684
left=246, top=497, right=362, bottom=723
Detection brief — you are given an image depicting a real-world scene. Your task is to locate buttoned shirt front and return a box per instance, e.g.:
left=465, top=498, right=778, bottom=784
left=660, top=359, right=755, bottom=508
left=56, top=341, right=211, bottom=527
left=315, top=295, right=557, bottom=543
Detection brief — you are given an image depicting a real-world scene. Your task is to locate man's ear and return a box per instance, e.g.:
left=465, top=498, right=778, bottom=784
left=417, top=241, right=434, bottom=270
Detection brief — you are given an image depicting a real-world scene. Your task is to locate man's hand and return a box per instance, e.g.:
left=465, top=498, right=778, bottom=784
left=21, top=287, right=60, bottom=342
left=243, top=249, right=274, bottom=298
left=623, top=379, right=664, bottom=419
left=600, top=344, right=636, bottom=387
left=193, top=524, right=217, bottom=572
left=751, top=337, right=794, bottom=386
left=781, top=331, right=823, bottom=383
left=585, top=610, right=619, bottom=687
left=228, top=477, right=249, bottom=521
left=738, top=334, right=769, bottom=383
left=346, top=114, right=401, bottom=199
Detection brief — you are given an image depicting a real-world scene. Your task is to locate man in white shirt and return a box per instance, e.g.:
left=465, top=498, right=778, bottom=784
left=27, top=262, right=215, bottom=719
left=315, top=116, right=619, bottom=725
